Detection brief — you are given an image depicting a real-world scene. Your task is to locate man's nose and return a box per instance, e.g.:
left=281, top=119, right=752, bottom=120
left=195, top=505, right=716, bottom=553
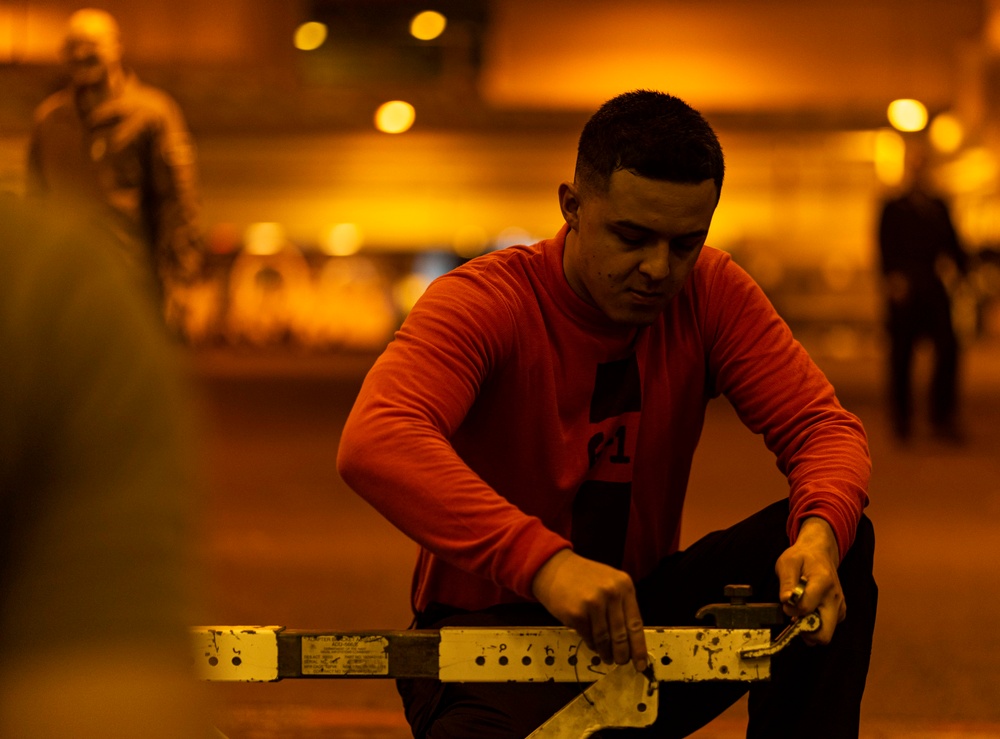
left=639, top=243, right=670, bottom=281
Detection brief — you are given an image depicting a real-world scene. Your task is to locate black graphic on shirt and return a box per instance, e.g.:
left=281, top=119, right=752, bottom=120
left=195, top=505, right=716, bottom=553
left=572, top=354, right=641, bottom=568
left=589, top=355, right=642, bottom=422
left=588, top=425, right=630, bottom=468
left=572, top=480, right=632, bottom=566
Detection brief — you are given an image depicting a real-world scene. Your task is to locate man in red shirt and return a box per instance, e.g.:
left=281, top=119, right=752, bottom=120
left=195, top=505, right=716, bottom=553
left=338, top=90, right=876, bottom=737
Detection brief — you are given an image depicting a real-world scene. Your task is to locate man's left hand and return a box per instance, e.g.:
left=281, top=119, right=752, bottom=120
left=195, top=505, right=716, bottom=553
left=774, top=516, right=845, bottom=645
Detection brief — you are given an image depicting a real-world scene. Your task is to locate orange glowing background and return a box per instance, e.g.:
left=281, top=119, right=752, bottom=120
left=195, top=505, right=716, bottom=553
left=5, top=12, right=1000, bottom=735
left=480, top=0, right=982, bottom=113
left=3, top=0, right=1000, bottom=271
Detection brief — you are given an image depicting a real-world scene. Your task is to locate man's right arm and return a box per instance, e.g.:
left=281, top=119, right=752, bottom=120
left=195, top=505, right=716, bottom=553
left=339, top=272, right=651, bottom=670
left=336, top=275, right=571, bottom=602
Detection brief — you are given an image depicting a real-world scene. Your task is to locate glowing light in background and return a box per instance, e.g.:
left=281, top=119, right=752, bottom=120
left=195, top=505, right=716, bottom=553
left=887, top=99, right=928, bottom=132
left=820, top=325, right=863, bottom=361
left=493, top=226, right=534, bottom=250
left=822, top=253, right=854, bottom=291
left=394, top=251, right=458, bottom=314
left=321, top=223, right=363, bottom=256
left=938, top=147, right=999, bottom=194
left=929, top=112, right=964, bottom=154
left=375, top=100, right=416, bottom=133
left=744, top=252, right=785, bottom=291
left=874, top=129, right=906, bottom=186
left=0, top=6, right=64, bottom=62
left=410, top=10, right=447, bottom=41
left=987, top=4, right=1000, bottom=53
left=244, top=222, right=286, bottom=256
left=394, top=273, right=430, bottom=315
left=452, top=225, right=489, bottom=258
left=294, top=21, right=328, bottom=51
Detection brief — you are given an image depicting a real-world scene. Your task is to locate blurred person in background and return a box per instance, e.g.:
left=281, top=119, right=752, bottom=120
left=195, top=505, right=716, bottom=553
left=339, top=90, right=876, bottom=738
left=0, top=198, right=212, bottom=737
left=26, top=8, right=204, bottom=307
left=877, top=140, right=969, bottom=442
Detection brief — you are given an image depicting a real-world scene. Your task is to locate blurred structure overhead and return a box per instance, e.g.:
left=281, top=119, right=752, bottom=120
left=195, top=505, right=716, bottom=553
left=297, top=0, right=486, bottom=89
left=482, top=0, right=986, bottom=120
left=3, top=0, right=1000, bottom=387
left=0, top=0, right=299, bottom=65
left=0, top=0, right=994, bottom=132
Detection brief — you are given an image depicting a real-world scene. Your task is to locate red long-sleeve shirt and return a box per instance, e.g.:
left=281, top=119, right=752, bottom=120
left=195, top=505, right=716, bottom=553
left=338, top=225, right=870, bottom=614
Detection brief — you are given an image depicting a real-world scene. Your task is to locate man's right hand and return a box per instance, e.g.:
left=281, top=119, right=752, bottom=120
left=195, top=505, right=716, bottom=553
left=531, top=549, right=648, bottom=673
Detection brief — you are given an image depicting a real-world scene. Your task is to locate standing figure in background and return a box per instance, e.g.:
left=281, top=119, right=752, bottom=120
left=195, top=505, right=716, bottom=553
left=27, top=7, right=204, bottom=303
left=877, top=142, right=968, bottom=442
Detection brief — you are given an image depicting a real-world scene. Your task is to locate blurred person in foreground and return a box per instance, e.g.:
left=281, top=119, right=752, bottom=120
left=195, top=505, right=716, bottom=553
left=338, top=90, right=877, bottom=738
left=877, top=141, right=969, bottom=442
left=0, top=198, right=212, bottom=737
left=26, top=8, right=203, bottom=306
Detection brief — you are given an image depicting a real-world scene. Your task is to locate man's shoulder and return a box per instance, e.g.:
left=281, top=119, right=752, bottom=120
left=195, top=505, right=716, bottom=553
left=679, top=246, right=758, bottom=312
left=124, top=77, right=184, bottom=116
left=695, top=245, right=731, bottom=267
left=449, top=242, right=546, bottom=290
left=690, top=245, right=736, bottom=283
left=420, top=241, right=548, bottom=324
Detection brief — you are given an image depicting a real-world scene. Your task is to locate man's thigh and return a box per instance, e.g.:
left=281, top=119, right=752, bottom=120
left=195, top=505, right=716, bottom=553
left=636, top=499, right=791, bottom=626
left=636, top=499, right=877, bottom=738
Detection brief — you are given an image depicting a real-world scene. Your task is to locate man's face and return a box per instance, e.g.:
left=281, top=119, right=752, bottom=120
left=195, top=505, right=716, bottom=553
left=560, top=170, right=718, bottom=326
left=64, top=38, right=111, bottom=87
left=63, top=28, right=120, bottom=87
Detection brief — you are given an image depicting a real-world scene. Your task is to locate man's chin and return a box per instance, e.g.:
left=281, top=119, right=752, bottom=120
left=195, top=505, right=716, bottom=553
left=608, top=305, right=661, bottom=327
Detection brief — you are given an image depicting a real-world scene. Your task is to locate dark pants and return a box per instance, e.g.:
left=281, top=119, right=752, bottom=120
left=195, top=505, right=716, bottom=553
left=398, top=501, right=877, bottom=738
left=886, top=286, right=960, bottom=437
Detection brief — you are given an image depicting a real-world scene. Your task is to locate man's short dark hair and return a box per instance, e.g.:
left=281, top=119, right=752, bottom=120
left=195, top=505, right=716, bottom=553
left=575, top=90, right=725, bottom=196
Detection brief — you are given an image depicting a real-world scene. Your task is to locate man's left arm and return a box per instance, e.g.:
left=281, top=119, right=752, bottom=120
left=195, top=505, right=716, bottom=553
left=701, top=254, right=870, bottom=641
left=95, top=88, right=204, bottom=282
left=148, top=94, right=204, bottom=283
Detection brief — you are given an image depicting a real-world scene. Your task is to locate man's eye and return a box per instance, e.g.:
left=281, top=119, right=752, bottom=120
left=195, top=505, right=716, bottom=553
left=617, top=232, right=646, bottom=246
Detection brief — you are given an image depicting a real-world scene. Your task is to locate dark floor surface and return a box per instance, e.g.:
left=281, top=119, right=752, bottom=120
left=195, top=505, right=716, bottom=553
left=188, top=337, right=1000, bottom=738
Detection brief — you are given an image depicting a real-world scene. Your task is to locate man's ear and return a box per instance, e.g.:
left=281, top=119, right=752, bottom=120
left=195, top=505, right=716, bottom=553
left=558, top=181, right=581, bottom=231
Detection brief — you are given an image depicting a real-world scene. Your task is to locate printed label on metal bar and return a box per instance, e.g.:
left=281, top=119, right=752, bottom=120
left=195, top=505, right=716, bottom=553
left=302, top=634, right=391, bottom=676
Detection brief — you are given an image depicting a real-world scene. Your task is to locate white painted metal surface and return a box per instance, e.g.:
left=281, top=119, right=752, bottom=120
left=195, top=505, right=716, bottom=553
left=193, top=625, right=282, bottom=682
left=437, top=626, right=772, bottom=683
left=528, top=663, right=658, bottom=738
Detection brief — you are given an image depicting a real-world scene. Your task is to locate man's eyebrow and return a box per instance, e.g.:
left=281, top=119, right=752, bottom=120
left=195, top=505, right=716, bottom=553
left=611, top=219, right=651, bottom=232
left=611, top=219, right=709, bottom=240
